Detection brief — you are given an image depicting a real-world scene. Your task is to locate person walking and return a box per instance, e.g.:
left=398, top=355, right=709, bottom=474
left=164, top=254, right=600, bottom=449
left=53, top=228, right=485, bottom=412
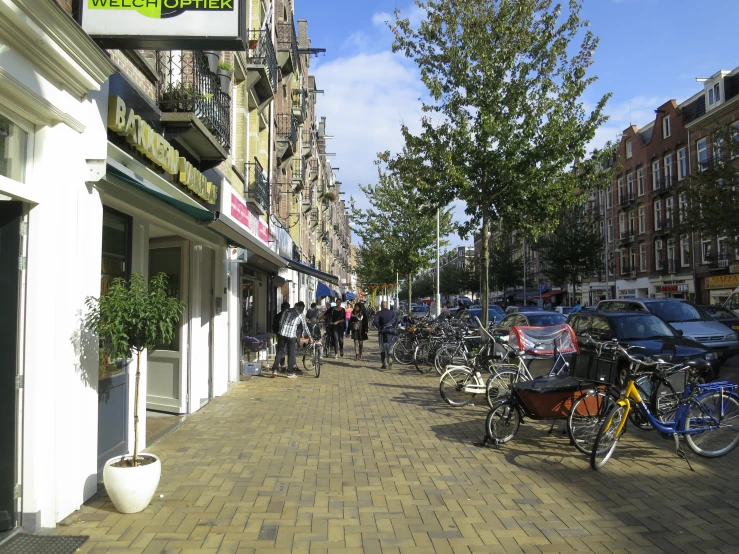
left=272, top=301, right=290, bottom=374
left=306, top=302, right=319, bottom=325
left=327, top=301, right=346, bottom=358
left=345, top=301, right=353, bottom=337
left=271, top=301, right=312, bottom=378
left=350, top=301, right=369, bottom=360
left=373, top=301, right=398, bottom=370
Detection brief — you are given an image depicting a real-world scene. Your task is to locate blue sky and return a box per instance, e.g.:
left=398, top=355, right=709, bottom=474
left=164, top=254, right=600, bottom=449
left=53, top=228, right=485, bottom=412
left=295, top=0, right=739, bottom=248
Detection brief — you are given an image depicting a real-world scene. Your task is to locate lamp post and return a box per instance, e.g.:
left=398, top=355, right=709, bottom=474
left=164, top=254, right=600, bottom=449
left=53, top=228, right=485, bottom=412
left=435, top=208, right=441, bottom=317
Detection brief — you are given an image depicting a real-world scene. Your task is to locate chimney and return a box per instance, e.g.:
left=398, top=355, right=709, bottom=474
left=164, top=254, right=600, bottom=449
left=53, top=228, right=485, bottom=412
left=298, top=20, right=309, bottom=49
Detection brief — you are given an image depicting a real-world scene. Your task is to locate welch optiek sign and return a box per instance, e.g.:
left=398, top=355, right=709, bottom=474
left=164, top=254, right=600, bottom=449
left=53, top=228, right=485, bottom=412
left=80, top=0, right=246, bottom=50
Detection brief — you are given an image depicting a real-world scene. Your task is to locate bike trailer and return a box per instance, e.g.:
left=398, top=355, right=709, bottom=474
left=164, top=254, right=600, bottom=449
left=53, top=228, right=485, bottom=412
left=508, top=324, right=579, bottom=357
left=512, top=375, right=586, bottom=418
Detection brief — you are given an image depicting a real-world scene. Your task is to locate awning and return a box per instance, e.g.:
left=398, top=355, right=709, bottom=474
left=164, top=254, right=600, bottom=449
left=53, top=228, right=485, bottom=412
left=282, top=257, right=340, bottom=286
left=106, top=160, right=215, bottom=222
left=214, top=216, right=286, bottom=273
left=513, top=291, right=541, bottom=300
left=345, top=292, right=357, bottom=300
left=316, top=282, right=334, bottom=299
left=535, top=290, right=566, bottom=300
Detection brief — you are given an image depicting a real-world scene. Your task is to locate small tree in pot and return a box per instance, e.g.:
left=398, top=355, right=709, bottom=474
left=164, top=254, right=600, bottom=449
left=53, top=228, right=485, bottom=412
left=84, top=272, right=186, bottom=513
left=217, top=61, right=232, bottom=94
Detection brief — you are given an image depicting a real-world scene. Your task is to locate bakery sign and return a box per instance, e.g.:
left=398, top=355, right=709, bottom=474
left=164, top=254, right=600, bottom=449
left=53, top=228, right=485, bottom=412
left=80, top=0, right=246, bottom=50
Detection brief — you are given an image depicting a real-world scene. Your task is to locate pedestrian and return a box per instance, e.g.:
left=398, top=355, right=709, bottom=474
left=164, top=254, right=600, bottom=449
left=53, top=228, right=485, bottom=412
left=345, top=301, right=353, bottom=337
left=271, top=301, right=312, bottom=378
left=327, top=301, right=346, bottom=358
left=373, top=300, right=398, bottom=370
left=272, top=301, right=290, bottom=373
left=306, top=302, right=319, bottom=325
left=350, top=301, right=369, bottom=360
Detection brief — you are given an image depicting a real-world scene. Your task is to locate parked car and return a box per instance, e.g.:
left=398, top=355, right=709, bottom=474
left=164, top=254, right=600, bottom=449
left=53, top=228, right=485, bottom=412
left=411, top=304, right=429, bottom=315
left=700, top=305, right=739, bottom=332
left=596, top=299, right=739, bottom=362
left=555, top=306, right=573, bottom=315
left=567, top=311, right=719, bottom=378
left=464, top=305, right=506, bottom=324
left=505, top=306, right=544, bottom=314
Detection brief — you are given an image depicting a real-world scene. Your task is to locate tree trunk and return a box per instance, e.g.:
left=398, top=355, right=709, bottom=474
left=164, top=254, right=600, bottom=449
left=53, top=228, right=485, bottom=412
left=133, top=349, right=141, bottom=466
left=408, top=273, right=413, bottom=315
left=481, top=215, right=490, bottom=334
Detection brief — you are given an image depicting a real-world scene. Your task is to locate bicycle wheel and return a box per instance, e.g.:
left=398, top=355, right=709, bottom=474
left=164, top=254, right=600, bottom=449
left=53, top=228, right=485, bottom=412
left=485, top=400, right=521, bottom=444
left=684, top=391, right=739, bottom=457
left=485, top=367, right=520, bottom=409
left=439, top=367, right=479, bottom=407
left=393, top=337, right=415, bottom=365
left=434, top=345, right=457, bottom=375
left=590, top=403, right=627, bottom=470
left=302, top=347, right=316, bottom=372
left=315, top=346, right=322, bottom=378
left=414, top=342, right=433, bottom=374
left=568, top=390, right=614, bottom=455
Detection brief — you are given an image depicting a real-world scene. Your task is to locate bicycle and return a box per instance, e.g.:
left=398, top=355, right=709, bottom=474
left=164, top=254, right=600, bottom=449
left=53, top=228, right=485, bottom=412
left=301, top=324, right=323, bottom=378
left=590, top=339, right=739, bottom=470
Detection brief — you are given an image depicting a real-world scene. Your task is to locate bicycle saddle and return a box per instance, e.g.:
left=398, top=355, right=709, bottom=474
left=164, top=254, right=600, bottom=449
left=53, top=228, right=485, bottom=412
left=686, top=359, right=710, bottom=372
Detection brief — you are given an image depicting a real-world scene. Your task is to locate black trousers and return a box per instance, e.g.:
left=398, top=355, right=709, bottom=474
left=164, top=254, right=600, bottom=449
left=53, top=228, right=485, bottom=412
left=330, top=325, right=344, bottom=355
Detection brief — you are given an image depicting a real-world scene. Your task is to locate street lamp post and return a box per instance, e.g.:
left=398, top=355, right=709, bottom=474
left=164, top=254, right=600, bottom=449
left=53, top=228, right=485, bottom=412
left=435, top=208, right=441, bottom=317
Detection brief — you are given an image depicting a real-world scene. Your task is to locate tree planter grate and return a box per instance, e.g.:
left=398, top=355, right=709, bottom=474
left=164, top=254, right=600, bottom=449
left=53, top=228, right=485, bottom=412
left=0, top=534, right=88, bottom=554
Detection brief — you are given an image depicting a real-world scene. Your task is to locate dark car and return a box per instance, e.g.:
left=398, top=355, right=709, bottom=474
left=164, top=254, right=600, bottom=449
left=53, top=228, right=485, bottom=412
left=466, top=305, right=506, bottom=324
left=493, top=311, right=568, bottom=333
left=700, top=305, right=739, bottom=333
left=567, top=311, right=719, bottom=378
left=505, top=306, right=544, bottom=314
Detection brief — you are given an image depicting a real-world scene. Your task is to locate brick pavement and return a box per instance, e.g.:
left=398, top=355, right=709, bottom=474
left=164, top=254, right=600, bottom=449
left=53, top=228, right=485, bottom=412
left=56, top=336, right=739, bottom=554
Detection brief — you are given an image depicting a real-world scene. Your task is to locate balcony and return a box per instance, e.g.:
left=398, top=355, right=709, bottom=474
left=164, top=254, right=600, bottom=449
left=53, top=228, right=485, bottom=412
left=659, top=258, right=677, bottom=275
left=654, top=175, right=676, bottom=196
left=621, top=265, right=637, bottom=278
left=245, top=29, right=278, bottom=108
left=276, top=18, right=300, bottom=75
left=619, top=229, right=636, bottom=243
left=654, top=217, right=675, bottom=235
left=291, top=157, right=305, bottom=193
left=705, top=253, right=730, bottom=270
left=275, top=114, right=298, bottom=165
left=244, top=159, right=269, bottom=215
left=157, top=50, right=231, bottom=168
left=619, top=192, right=635, bottom=207
left=292, top=88, right=307, bottom=124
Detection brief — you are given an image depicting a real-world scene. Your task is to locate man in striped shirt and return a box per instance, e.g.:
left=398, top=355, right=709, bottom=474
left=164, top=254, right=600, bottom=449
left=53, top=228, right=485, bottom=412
left=272, top=301, right=312, bottom=378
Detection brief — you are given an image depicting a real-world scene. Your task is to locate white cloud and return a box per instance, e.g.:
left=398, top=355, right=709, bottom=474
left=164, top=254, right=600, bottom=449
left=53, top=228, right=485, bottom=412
left=371, top=11, right=392, bottom=27
left=341, top=31, right=369, bottom=51
left=372, top=4, right=426, bottom=28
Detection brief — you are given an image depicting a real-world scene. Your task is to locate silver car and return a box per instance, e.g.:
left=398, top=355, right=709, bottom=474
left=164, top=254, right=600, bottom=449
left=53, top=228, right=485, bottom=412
left=596, top=299, right=739, bottom=361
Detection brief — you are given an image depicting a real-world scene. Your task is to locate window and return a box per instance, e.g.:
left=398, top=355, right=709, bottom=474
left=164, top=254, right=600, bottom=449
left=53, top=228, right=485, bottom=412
left=718, top=236, right=728, bottom=263
left=663, top=116, right=671, bottom=139
left=664, top=153, right=674, bottom=185
left=617, top=177, right=624, bottom=202
left=626, top=139, right=632, bottom=159
left=681, top=235, right=690, bottom=268
left=715, top=83, right=721, bottom=103
left=628, top=210, right=635, bottom=234
left=599, top=190, right=605, bottom=208
left=640, top=243, right=647, bottom=272
left=620, top=250, right=628, bottom=274
left=654, top=200, right=662, bottom=230
left=627, top=172, right=635, bottom=196
left=666, top=196, right=674, bottom=225
left=619, top=213, right=625, bottom=236
left=701, top=237, right=712, bottom=264
left=655, top=240, right=664, bottom=269
left=607, top=218, right=613, bottom=242
left=638, top=206, right=645, bottom=234
left=679, top=194, right=688, bottom=223
left=599, top=220, right=604, bottom=237
left=606, top=184, right=612, bottom=208
left=0, top=113, right=29, bottom=183
left=709, top=87, right=714, bottom=106
left=714, top=136, right=724, bottom=163
left=677, top=148, right=687, bottom=180
left=667, top=238, right=676, bottom=265
left=637, top=168, right=645, bottom=196
left=733, top=122, right=739, bottom=159
left=652, top=160, right=661, bottom=190
left=697, top=138, right=708, bottom=171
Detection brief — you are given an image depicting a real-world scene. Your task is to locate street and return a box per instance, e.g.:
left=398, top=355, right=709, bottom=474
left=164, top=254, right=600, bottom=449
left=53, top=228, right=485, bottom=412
left=55, top=337, right=739, bottom=554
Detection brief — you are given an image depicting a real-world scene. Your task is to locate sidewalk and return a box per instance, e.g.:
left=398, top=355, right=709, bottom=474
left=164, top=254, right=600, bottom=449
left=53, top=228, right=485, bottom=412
left=55, top=337, right=739, bottom=553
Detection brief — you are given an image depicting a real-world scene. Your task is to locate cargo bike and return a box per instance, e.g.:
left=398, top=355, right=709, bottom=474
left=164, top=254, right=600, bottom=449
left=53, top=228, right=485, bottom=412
left=483, top=324, right=622, bottom=455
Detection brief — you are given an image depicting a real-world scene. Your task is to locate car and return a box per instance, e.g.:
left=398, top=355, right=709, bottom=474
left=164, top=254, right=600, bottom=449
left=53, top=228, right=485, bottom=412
left=465, top=306, right=506, bottom=324
left=567, top=311, right=720, bottom=378
left=700, top=305, right=739, bottom=333
left=555, top=306, right=573, bottom=315
left=505, top=306, right=544, bottom=314
left=493, top=311, right=568, bottom=334
left=596, top=299, right=739, bottom=362
left=411, top=304, right=429, bottom=315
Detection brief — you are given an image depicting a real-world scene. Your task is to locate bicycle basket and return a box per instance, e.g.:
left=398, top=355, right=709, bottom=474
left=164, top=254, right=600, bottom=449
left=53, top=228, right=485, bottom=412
left=508, top=324, right=579, bottom=356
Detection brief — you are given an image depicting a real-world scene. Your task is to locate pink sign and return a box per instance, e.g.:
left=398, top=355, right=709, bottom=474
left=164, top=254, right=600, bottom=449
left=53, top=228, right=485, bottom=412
left=231, top=193, right=249, bottom=227
left=258, top=219, right=270, bottom=242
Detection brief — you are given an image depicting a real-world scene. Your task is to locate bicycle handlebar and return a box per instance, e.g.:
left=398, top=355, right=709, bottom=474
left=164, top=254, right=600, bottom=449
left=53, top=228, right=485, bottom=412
left=581, top=335, right=659, bottom=367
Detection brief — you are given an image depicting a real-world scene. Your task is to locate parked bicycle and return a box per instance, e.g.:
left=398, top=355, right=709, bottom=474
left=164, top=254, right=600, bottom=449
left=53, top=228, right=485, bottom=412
left=302, top=323, right=324, bottom=378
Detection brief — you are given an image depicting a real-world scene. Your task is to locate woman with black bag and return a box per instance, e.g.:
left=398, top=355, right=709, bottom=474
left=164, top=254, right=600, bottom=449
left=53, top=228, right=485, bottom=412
left=349, top=301, right=369, bottom=360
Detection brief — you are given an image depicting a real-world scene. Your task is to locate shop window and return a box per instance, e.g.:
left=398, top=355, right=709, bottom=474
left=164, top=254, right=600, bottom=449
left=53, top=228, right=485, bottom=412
left=0, top=113, right=29, bottom=183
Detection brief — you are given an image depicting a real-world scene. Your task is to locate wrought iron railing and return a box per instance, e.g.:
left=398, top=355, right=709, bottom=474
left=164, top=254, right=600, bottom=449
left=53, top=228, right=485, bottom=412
left=619, top=192, right=635, bottom=206
left=292, top=88, right=307, bottom=119
left=157, top=50, right=231, bottom=152
left=277, top=18, right=300, bottom=73
left=654, top=176, right=675, bottom=194
left=659, top=258, right=676, bottom=274
left=655, top=217, right=675, bottom=233
left=246, top=29, right=278, bottom=92
left=706, top=253, right=730, bottom=269
left=619, top=229, right=636, bottom=242
left=621, top=265, right=637, bottom=276
left=245, top=159, right=269, bottom=212
left=276, top=114, right=298, bottom=150
left=292, top=157, right=305, bottom=188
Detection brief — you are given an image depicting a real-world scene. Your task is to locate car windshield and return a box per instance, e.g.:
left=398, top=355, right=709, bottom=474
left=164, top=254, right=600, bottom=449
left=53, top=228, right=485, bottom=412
left=706, top=306, right=735, bottom=320
left=613, top=315, right=675, bottom=340
left=646, top=301, right=709, bottom=323
left=526, top=313, right=567, bottom=326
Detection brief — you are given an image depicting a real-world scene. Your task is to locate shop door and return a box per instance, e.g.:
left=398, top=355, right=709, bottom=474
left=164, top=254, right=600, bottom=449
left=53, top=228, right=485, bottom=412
left=148, top=240, right=189, bottom=414
left=0, top=202, right=22, bottom=532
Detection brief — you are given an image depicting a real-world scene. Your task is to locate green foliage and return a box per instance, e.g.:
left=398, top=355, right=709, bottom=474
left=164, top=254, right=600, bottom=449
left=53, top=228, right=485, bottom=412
left=676, top=124, right=739, bottom=244
left=489, top=237, right=523, bottom=292
left=217, top=61, right=232, bottom=72
left=439, top=263, right=477, bottom=296
left=355, top=240, right=397, bottom=287
left=537, top=207, right=603, bottom=290
left=401, top=274, right=435, bottom=300
left=84, top=273, right=187, bottom=358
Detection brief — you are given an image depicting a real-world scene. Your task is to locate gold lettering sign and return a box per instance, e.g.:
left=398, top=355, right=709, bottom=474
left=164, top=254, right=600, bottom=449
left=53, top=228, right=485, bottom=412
left=705, top=274, right=739, bottom=290
left=107, top=96, right=217, bottom=205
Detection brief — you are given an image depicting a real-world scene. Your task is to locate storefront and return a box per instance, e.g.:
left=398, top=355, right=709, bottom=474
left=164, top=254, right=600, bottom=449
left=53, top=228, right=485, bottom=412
left=616, top=277, right=650, bottom=300
left=703, top=274, right=739, bottom=306
left=650, top=276, right=695, bottom=300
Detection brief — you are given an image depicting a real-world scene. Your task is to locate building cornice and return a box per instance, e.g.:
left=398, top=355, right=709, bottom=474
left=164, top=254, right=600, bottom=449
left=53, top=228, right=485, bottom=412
left=0, top=0, right=116, bottom=99
left=686, top=95, right=739, bottom=130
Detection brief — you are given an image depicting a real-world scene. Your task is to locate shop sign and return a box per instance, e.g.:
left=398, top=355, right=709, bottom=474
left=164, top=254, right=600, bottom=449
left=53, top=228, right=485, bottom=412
left=80, top=0, right=246, bottom=50
left=108, top=96, right=217, bottom=205
left=705, top=274, right=739, bottom=290
left=730, top=264, right=739, bottom=274
left=224, top=182, right=272, bottom=246
left=660, top=284, right=689, bottom=293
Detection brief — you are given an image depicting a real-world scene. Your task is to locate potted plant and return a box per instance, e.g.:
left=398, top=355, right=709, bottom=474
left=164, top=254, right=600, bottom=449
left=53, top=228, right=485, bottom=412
left=322, top=191, right=337, bottom=202
left=217, top=61, right=232, bottom=94
left=203, top=50, right=220, bottom=74
left=84, top=273, right=186, bottom=514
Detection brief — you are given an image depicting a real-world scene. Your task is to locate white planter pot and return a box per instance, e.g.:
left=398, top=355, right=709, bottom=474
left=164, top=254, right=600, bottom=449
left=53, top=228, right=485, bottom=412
left=103, top=454, right=161, bottom=513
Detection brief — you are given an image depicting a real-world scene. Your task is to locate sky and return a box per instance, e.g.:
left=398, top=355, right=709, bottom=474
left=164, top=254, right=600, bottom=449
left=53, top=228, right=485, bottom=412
left=295, top=0, right=739, bottom=249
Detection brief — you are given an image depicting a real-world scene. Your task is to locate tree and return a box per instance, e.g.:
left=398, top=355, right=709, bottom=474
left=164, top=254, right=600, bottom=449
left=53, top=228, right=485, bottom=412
left=351, top=160, right=455, bottom=309
left=537, top=207, right=604, bottom=298
left=355, top=240, right=397, bottom=290
left=489, top=236, right=524, bottom=294
left=84, top=273, right=186, bottom=466
left=401, top=274, right=435, bottom=300
left=677, top=124, right=739, bottom=245
left=389, top=0, right=610, bottom=325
